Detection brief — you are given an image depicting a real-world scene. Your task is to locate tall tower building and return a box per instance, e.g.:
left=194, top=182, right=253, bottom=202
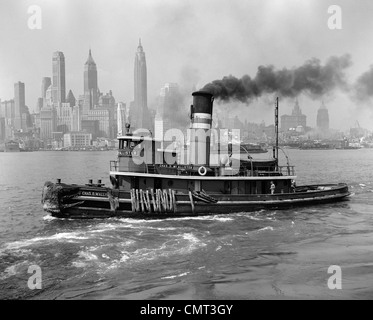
left=14, top=81, right=25, bottom=130
left=84, top=49, right=98, bottom=108
left=36, top=97, right=43, bottom=113
left=66, top=90, right=76, bottom=107
left=317, top=101, right=329, bottom=131
left=52, top=51, right=66, bottom=104
left=281, top=98, right=307, bottom=132
left=133, top=39, right=151, bottom=130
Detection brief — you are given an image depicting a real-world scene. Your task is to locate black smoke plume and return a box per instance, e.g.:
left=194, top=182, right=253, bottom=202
left=354, top=65, right=373, bottom=102
left=202, top=54, right=352, bottom=103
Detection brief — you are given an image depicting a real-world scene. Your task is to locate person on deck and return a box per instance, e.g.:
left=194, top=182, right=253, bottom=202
left=270, top=181, right=276, bottom=194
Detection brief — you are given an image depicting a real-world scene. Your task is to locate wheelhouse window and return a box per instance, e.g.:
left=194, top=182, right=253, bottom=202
left=119, top=139, right=129, bottom=149
left=119, top=139, right=142, bottom=150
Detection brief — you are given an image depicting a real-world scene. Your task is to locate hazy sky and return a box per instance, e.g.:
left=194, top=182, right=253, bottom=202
left=1, top=0, right=373, bottom=130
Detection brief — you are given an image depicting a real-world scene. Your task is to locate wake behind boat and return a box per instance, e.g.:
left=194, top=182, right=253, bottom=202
left=41, top=91, right=350, bottom=219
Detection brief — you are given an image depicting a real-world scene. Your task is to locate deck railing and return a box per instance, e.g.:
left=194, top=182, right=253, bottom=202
left=230, top=165, right=295, bottom=177
left=110, top=161, right=295, bottom=177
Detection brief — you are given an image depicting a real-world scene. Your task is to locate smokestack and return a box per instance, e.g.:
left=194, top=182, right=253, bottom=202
left=188, top=91, right=214, bottom=166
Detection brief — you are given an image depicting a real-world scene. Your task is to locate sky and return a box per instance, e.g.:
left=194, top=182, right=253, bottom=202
left=1, top=0, right=373, bottom=131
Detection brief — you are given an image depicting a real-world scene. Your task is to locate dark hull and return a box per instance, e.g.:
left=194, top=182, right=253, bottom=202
left=43, top=183, right=350, bottom=219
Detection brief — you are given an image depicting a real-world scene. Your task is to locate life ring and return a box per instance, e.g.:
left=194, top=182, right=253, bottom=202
left=198, top=166, right=207, bottom=176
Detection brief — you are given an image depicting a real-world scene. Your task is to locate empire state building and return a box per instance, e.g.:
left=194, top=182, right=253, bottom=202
left=83, top=49, right=98, bottom=112
left=316, top=101, right=329, bottom=131
left=133, top=39, right=151, bottom=130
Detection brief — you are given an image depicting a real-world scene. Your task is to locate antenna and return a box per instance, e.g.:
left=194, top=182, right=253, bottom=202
left=275, top=97, right=279, bottom=165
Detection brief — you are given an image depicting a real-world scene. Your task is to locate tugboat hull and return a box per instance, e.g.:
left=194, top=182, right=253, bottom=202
left=42, top=182, right=350, bottom=219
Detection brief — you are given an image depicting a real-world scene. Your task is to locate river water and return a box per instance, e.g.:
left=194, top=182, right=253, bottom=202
left=0, top=148, right=372, bottom=300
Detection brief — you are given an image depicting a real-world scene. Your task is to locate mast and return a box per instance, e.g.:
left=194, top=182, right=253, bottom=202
left=275, top=97, right=279, bottom=164
left=117, top=103, right=123, bottom=137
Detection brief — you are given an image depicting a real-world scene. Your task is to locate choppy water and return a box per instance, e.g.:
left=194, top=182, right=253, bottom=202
left=0, top=149, right=373, bottom=300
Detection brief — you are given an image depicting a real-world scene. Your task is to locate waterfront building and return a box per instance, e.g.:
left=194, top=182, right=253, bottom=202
left=0, top=99, right=16, bottom=140
left=81, top=119, right=100, bottom=140
left=0, top=117, right=5, bottom=141
left=51, top=132, right=64, bottom=149
left=63, top=131, right=92, bottom=148
left=39, top=107, right=56, bottom=140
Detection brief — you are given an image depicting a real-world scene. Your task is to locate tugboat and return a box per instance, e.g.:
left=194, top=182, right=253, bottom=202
left=41, top=91, right=350, bottom=219
left=4, top=140, right=20, bottom=152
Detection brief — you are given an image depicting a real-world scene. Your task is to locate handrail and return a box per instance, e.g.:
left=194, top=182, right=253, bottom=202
left=110, top=160, right=295, bottom=177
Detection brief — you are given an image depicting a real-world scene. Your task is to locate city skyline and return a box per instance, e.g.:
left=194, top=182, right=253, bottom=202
left=0, top=47, right=367, bottom=133
left=1, top=0, right=373, bottom=131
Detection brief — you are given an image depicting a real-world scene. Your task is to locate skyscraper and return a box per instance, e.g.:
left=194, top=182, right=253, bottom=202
left=317, top=101, right=329, bottom=131
left=66, top=90, right=76, bottom=107
left=41, top=77, right=51, bottom=99
left=158, top=83, right=179, bottom=117
left=281, top=99, right=307, bottom=132
left=156, top=83, right=185, bottom=131
left=132, top=39, right=151, bottom=130
left=52, top=51, right=66, bottom=104
left=14, top=81, right=25, bottom=130
left=84, top=49, right=98, bottom=108
left=41, top=77, right=52, bottom=109
left=36, top=97, right=43, bottom=113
